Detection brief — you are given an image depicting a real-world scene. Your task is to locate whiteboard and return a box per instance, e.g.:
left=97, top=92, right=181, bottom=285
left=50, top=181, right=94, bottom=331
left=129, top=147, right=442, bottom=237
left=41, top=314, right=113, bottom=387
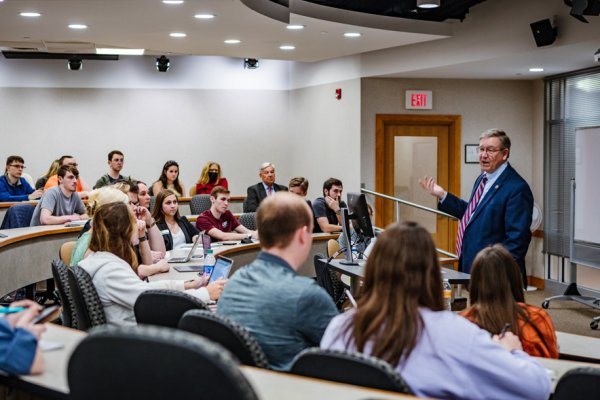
left=572, top=126, right=600, bottom=269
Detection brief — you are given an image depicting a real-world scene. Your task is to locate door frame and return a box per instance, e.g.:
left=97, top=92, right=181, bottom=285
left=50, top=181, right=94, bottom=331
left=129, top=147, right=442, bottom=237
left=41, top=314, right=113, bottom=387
left=375, top=114, right=462, bottom=230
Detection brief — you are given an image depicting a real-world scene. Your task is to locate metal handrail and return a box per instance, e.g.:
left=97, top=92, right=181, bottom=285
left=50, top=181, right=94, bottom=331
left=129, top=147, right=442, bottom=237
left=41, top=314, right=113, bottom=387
left=360, top=188, right=458, bottom=259
left=361, top=188, right=458, bottom=220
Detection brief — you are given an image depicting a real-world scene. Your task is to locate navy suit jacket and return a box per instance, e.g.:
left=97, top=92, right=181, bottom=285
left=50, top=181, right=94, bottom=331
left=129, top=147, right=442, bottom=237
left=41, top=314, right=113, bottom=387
left=243, top=182, right=288, bottom=212
left=439, top=163, right=533, bottom=275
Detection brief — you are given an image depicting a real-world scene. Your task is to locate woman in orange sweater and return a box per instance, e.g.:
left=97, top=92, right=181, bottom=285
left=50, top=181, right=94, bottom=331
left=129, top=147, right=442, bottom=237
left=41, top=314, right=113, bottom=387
left=461, top=244, right=559, bottom=358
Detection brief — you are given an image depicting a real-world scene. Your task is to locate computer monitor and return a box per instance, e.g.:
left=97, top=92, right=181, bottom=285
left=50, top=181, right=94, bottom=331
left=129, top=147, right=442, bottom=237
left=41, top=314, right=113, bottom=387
left=347, top=193, right=375, bottom=239
left=339, top=192, right=375, bottom=265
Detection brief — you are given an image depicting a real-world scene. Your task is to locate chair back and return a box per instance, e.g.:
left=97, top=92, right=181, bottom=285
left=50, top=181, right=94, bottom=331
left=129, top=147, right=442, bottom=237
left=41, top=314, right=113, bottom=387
left=190, top=194, right=212, bottom=215
left=148, top=196, right=156, bottom=213
left=60, top=241, right=77, bottom=266
left=327, top=239, right=342, bottom=258
left=67, top=265, right=106, bottom=331
left=68, top=325, right=259, bottom=400
left=51, top=259, right=78, bottom=329
left=179, top=309, right=268, bottom=368
left=239, top=212, right=257, bottom=231
left=0, top=204, right=35, bottom=229
left=290, top=348, right=413, bottom=394
left=134, top=289, right=208, bottom=328
left=554, top=367, right=600, bottom=400
left=189, top=186, right=197, bottom=196
left=313, top=254, right=346, bottom=308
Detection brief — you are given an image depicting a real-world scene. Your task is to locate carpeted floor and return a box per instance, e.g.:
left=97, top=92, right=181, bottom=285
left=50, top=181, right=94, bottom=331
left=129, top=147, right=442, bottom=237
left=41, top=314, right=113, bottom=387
left=525, top=289, right=600, bottom=338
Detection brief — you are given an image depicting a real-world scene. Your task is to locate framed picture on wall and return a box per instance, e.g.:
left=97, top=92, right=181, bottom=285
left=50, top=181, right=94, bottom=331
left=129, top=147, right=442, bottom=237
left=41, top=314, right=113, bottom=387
left=465, top=144, right=479, bottom=164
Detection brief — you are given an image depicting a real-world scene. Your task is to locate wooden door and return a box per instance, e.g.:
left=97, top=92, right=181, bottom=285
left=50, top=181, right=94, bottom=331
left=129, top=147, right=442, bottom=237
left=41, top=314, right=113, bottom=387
left=375, top=114, right=461, bottom=253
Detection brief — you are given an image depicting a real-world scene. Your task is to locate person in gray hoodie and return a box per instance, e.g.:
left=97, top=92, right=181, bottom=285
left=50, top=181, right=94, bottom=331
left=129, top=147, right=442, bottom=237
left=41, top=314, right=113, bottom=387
left=79, top=202, right=225, bottom=327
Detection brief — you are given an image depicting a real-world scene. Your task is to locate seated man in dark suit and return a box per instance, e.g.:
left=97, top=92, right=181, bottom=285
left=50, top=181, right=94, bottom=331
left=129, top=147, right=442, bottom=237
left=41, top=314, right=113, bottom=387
left=243, top=162, right=287, bottom=212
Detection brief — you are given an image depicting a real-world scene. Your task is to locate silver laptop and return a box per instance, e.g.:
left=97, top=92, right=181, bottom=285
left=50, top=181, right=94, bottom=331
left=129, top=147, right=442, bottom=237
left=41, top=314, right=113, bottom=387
left=168, top=234, right=202, bottom=263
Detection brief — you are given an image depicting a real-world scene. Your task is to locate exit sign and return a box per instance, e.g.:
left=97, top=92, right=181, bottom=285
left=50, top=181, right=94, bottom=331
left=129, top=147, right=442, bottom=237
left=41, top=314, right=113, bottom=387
left=405, top=90, right=433, bottom=110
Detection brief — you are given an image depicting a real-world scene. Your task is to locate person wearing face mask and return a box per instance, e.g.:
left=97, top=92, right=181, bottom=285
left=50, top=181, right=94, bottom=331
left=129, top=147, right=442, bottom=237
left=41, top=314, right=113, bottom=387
left=195, top=161, right=228, bottom=195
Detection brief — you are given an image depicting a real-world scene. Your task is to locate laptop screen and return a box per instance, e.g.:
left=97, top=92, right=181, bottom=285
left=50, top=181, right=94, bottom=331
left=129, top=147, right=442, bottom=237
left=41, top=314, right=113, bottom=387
left=202, top=233, right=212, bottom=256
left=209, top=256, right=233, bottom=283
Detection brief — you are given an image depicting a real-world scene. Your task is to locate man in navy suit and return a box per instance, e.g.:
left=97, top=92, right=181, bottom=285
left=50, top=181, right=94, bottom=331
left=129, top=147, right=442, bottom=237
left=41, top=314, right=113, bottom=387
left=420, top=129, right=533, bottom=282
left=243, top=162, right=288, bottom=212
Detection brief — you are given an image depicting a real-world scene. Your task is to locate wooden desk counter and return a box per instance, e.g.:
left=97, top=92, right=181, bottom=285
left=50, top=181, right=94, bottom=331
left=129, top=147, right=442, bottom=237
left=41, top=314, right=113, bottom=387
left=150, top=233, right=338, bottom=283
left=0, top=225, right=81, bottom=297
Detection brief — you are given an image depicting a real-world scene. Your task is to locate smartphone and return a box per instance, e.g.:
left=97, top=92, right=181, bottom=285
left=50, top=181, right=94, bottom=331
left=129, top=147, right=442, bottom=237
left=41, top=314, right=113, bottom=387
left=202, top=233, right=212, bottom=256
left=32, top=305, right=60, bottom=324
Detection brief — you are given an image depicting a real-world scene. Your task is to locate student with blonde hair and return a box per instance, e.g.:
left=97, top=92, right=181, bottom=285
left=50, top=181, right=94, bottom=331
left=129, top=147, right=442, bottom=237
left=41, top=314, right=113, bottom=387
left=79, top=202, right=225, bottom=327
left=195, top=161, right=228, bottom=195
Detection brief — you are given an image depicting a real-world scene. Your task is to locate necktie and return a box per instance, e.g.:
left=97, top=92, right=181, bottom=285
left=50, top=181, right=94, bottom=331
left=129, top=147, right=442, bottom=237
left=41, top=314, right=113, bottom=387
left=456, top=175, right=487, bottom=258
left=267, top=186, right=273, bottom=196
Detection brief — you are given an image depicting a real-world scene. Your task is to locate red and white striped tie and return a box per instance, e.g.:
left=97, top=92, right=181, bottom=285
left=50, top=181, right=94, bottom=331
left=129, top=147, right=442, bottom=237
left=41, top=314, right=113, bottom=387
left=456, top=175, right=487, bottom=258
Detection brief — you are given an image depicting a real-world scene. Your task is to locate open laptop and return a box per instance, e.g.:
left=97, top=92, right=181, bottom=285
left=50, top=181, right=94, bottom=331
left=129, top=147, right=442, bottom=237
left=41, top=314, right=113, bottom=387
left=168, top=234, right=202, bottom=263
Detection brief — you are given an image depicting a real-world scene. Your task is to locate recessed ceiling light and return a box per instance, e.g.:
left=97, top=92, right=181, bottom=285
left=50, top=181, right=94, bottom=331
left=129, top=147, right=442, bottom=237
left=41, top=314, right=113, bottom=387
left=286, top=25, right=304, bottom=30
left=529, top=67, right=544, bottom=72
left=169, top=32, right=187, bottom=38
left=162, top=0, right=184, bottom=4
left=68, top=24, right=88, bottom=30
left=20, top=12, right=41, bottom=17
left=96, top=48, right=145, bottom=55
left=194, top=14, right=215, bottom=19
left=280, top=45, right=295, bottom=50
left=224, top=39, right=241, bottom=44
left=344, top=32, right=362, bottom=38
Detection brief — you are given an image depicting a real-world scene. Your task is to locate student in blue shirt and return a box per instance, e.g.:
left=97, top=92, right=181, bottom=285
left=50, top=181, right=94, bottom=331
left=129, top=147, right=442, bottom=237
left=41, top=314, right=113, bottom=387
left=0, top=156, right=43, bottom=202
left=0, top=300, right=45, bottom=375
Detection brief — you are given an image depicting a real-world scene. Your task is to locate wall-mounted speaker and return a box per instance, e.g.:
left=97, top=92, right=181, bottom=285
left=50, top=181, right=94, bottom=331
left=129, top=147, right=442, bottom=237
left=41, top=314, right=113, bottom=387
left=530, top=19, right=557, bottom=47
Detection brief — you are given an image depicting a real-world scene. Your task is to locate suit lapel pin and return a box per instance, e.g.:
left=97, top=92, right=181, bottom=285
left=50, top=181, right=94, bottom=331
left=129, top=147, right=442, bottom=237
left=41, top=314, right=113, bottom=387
left=495, top=185, right=499, bottom=189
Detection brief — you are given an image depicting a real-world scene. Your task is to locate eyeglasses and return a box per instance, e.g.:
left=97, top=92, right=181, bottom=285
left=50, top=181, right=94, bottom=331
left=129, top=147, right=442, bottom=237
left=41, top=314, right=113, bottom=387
left=8, top=164, right=25, bottom=169
left=478, top=147, right=504, bottom=155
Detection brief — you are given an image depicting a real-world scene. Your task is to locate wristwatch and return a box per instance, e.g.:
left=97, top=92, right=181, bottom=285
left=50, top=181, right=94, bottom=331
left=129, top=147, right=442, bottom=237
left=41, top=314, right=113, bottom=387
left=139, top=235, right=148, bottom=243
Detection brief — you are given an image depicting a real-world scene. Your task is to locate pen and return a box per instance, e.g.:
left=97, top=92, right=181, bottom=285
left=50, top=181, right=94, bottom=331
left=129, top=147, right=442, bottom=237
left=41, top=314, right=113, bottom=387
left=0, top=307, right=27, bottom=314
left=499, top=323, right=511, bottom=338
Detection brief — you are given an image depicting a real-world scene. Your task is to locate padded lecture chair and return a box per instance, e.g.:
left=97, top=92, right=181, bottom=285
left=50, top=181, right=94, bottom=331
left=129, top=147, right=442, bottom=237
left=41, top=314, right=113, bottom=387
left=290, top=348, right=413, bottom=395
left=51, top=259, right=78, bottom=329
left=327, top=239, right=342, bottom=259
left=0, top=203, right=35, bottom=229
left=68, top=325, right=259, bottom=400
left=239, top=212, right=257, bottom=231
left=148, top=196, right=156, bottom=213
left=553, top=367, right=600, bottom=400
left=59, top=240, right=77, bottom=266
left=190, top=194, right=212, bottom=215
left=67, top=265, right=106, bottom=331
left=134, top=289, right=208, bottom=328
left=178, top=309, right=268, bottom=368
left=313, top=254, right=347, bottom=310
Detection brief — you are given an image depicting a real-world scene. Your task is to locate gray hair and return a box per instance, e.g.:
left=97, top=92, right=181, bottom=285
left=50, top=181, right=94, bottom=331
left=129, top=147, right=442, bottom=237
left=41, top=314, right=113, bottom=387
left=260, top=162, right=275, bottom=171
left=480, top=129, right=511, bottom=150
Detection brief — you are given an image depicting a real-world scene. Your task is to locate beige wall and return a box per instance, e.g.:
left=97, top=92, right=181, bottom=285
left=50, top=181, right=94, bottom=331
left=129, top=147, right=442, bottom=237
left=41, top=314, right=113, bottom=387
left=360, top=77, right=546, bottom=278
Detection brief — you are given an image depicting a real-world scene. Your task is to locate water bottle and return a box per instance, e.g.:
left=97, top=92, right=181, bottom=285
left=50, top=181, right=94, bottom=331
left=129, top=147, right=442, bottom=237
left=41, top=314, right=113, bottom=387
left=204, top=249, right=216, bottom=276
left=443, top=279, right=452, bottom=311
left=351, top=246, right=359, bottom=260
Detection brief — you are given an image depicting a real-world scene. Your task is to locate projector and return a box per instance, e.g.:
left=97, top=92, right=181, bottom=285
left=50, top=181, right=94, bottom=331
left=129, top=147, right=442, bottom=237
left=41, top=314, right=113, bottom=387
left=595, top=48, right=600, bottom=62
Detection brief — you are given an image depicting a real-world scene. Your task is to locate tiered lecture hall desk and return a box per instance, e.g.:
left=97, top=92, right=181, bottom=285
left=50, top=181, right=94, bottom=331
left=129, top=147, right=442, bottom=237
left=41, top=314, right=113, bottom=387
left=3, top=324, right=599, bottom=399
